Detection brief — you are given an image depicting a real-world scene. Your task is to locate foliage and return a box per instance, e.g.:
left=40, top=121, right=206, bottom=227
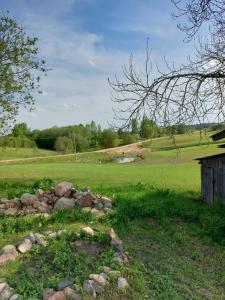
left=100, top=129, right=118, bottom=148
left=0, top=13, right=47, bottom=132
left=131, top=118, right=139, bottom=134
left=140, top=117, right=158, bottom=139
left=0, top=136, right=36, bottom=148
left=54, top=136, right=73, bottom=153
left=120, top=131, right=137, bottom=145
left=12, top=123, right=30, bottom=137
left=32, top=177, right=54, bottom=191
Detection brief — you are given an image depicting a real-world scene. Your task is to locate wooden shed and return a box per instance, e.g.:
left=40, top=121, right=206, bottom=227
left=197, top=129, right=225, bottom=204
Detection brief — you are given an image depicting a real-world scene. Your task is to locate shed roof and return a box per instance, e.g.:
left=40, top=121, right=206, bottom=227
left=211, top=129, right=225, bottom=141
left=196, top=152, right=225, bottom=161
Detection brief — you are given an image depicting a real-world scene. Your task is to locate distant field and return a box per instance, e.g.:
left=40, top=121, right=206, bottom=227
left=0, top=147, right=56, bottom=160
left=141, top=130, right=218, bottom=150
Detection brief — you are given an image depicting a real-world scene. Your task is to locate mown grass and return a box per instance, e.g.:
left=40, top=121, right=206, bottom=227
left=0, top=147, right=56, bottom=160
left=141, top=130, right=217, bottom=150
left=0, top=161, right=200, bottom=192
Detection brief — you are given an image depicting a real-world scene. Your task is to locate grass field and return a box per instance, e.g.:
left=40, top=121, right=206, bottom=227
left=0, top=147, right=56, bottom=160
left=1, top=131, right=225, bottom=299
left=141, top=130, right=218, bottom=150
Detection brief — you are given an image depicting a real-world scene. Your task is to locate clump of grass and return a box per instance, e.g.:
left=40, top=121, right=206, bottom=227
left=113, top=185, right=225, bottom=244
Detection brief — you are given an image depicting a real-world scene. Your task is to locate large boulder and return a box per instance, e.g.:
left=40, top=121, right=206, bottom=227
left=20, top=193, right=38, bottom=206
left=54, top=198, right=75, bottom=211
left=76, top=192, right=95, bottom=208
left=54, top=182, right=73, bottom=197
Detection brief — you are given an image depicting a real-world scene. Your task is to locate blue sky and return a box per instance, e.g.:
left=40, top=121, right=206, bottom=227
left=1, top=0, right=194, bottom=129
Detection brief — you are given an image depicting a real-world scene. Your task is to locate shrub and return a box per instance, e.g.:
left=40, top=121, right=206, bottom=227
left=54, top=136, right=73, bottom=153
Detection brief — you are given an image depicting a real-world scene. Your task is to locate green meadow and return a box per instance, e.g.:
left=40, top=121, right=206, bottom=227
left=1, top=132, right=225, bottom=299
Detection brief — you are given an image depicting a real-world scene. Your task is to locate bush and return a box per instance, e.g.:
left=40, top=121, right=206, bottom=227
left=120, top=132, right=137, bottom=145
left=0, top=136, right=36, bottom=148
left=100, top=129, right=118, bottom=148
left=54, top=136, right=73, bottom=153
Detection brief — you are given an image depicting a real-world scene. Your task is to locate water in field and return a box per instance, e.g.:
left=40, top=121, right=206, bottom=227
left=117, top=157, right=134, bottom=164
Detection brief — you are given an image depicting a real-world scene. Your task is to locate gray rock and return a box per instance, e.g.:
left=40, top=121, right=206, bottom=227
left=81, top=227, right=94, bottom=236
left=100, top=196, right=112, bottom=205
left=57, top=279, right=73, bottom=291
left=111, top=237, right=123, bottom=253
left=104, top=202, right=112, bottom=209
left=83, top=280, right=96, bottom=298
left=17, top=239, right=32, bottom=253
left=0, top=286, right=15, bottom=299
left=83, top=280, right=103, bottom=297
left=54, top=182, right=73, bottom=197
left=27, top=232, right=36, bottom=243
left=76, top=192, right=95, bottom=208
left=4, top=208, right=18, bottom=216
left=118, top=277, right=129, bottom=289
left=9, top=294, right=20, bottom=300
left=34, top=233, right=47, bottom=247
left=90, top=208, right=104, bottom=218
left=35, top=189, right=44, bottom=198
left=46, top=231, right=58, bottom=238
left=99, top=273, right=109, bottom=281
left=20, top=193, right=38, bottom=206
left=89, top=274, right=108, bottom=286
left=43, top=289, right=65, bottom=300
left=0, top=282, right=8, bottom=294
left=54, top=198, right=75, bottom=211
left=106, top=228, right=117, bottom=240
left=63, top=287, right=82, bottom=300
left=0, top=245, right=19, bottom=266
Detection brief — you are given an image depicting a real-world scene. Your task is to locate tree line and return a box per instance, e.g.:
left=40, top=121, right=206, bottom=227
left=0, top=118, right=217, bottom=153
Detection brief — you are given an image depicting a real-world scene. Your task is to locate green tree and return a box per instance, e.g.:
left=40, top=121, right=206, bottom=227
left=131, top=118, right=139, bottom=134
left=54, top=137, right=73, bottom=153
left=12, top=123, right=30, bottom=137
left=140, top=117, right=158, bottom=139
left=100, top=129, right=118, bottom=148
left=120, top=132, right=136, bottom=145
left=0, top=13, right=47, bottom=133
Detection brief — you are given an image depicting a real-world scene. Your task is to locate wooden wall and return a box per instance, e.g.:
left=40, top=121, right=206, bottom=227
left=200, top=156, right=225, bottom=204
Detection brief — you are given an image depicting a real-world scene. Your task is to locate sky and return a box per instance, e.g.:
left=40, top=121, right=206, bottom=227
left=1, top=0, right=195, bottom=130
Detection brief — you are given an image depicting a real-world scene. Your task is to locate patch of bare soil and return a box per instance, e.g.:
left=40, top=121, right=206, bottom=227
left=99, top=141, right=147, bottom=155
left=74, top=239, right=106, bottom=257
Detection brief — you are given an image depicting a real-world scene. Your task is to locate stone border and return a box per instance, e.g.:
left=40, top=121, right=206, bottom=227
left=0, top=227, right=129, bottom=299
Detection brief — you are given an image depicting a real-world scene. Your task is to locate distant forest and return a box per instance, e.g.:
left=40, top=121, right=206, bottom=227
left=0, top=119, right=223, bottom=153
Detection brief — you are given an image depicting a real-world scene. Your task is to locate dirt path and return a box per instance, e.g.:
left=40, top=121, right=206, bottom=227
left=0, top=138, right=155, bottom=164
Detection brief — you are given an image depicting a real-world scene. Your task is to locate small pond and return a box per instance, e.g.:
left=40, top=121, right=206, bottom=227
left=116, top=157, right=135, bottom=164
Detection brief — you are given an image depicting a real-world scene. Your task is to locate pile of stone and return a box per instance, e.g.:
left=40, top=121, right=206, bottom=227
left=0, top=182, right=113, bottom=217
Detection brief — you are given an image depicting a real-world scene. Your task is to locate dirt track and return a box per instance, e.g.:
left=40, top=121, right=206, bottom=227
left=0, top=139, right=150, bottom=164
